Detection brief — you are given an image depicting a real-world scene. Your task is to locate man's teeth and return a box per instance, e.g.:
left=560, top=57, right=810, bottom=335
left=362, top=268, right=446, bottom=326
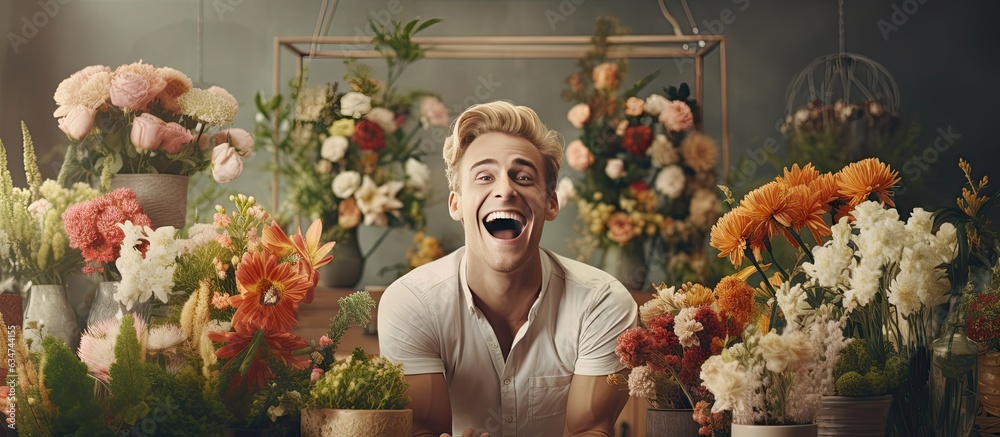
left=485, top=211, right=524, bottom=224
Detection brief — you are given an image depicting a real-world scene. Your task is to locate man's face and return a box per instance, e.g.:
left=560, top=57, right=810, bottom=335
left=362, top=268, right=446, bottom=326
left=448, top=132, right=559, bottom=273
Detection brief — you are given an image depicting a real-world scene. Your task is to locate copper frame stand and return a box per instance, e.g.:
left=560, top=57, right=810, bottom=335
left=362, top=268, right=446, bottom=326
left=271, top=34, right=729, bottom=212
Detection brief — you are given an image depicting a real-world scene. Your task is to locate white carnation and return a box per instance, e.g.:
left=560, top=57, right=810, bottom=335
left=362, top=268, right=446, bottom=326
left=321, top=136, right=349, bottom=163
left=332, top=171, right=362, bottom=198
left=627, top=365, right=658, bottom=399
left=365, top=107, right=398, bottom=134
left=555, top=177, right=576, bottom=210
left=655, top=165, right=685, bottom=199
left=759, top=330, right=813, bottom=374
left=700, top=355, right=747, bottom=413
left=674, top=307, right=704, bottom=348
left=405, top=158, right=431, bottom=198
left=644, top=94, right=669, bottom=116
left=339, top=92, right=372, bottom=118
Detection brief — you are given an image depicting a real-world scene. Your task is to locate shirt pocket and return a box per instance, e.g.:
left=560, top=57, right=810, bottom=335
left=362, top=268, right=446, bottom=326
left=528, top=374, right=574, bottom=421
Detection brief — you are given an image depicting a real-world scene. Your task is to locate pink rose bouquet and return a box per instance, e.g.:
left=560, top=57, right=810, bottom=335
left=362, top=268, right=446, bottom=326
left=560, top=17, right=722, bottom=287
left=53, top=60, right=254, bottom=189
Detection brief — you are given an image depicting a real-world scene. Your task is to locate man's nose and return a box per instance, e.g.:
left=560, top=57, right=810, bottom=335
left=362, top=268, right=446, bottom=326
left=493, top=174, right=516, bottom=199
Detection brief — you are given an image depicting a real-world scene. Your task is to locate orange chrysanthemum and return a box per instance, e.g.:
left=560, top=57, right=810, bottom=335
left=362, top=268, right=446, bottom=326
left=740, top=181, right=798, bottom=242
left=713, top=275, right=755, bottom=336
left=835, top=158, right=900, bottom=208
left=230, top=250, right=312, bottom=332
left=809, top=172, right=842, bottom=206
left=786, top=185, right=832, bottom=246
left=775, top=163, right=820, bottom=187
left=681, top=282, right=715, bottom=307
left=710, top=207, right=759, bottom=267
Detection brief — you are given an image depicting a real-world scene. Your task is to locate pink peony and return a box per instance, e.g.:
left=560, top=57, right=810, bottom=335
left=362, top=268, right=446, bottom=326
left=567, top=103, right=591, bottom=129
left=592, top=62, right=620, bottom=91
left=53, top=65, right=112, bottom=112
left=159, top=122, right=195, bottom=154
left=659, top=100, right=694, bottom=132
left=211, top=144, right=243, bottom=183
left=57, top=105, right=96, bottom=140
left=566, top=140, right=595, bottom=171
left=214, top=128, right=255, bottom=156
left=606, top=212, right=635, bottom=246
left=130, top=113, right=166, bottom=151
left=624, top=97, right=646, bottom=117
left=419, top=97, right=450, bottom=127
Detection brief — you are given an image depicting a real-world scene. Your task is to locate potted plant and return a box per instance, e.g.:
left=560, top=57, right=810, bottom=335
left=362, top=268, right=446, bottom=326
left=815, top=339, right=907, bottom=436
left=255, top=16, right=444, bottom=289
left=612, top=276, right=753, bottom=436
left=300, top=347, right=411, bottom=437
left=2, top=123, right=100, bottom=350
left=54, top=60, right=254, bottom=228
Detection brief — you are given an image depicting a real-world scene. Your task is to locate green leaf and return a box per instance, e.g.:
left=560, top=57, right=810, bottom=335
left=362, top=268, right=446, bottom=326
left=414, top=18, right=443, bottom=34
left=621, top=70, right=660, bottom=100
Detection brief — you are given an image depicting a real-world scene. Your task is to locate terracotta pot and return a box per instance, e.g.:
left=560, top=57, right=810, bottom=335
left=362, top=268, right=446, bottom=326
left=646, top=408, right=701, bottom=436
left=301, top=409, right=411, bottom=437
left=816, top=395, right=893, bottom=436
left=732, top=423, right=818, bottom=437
left=110, top=173, right=188, bottom=229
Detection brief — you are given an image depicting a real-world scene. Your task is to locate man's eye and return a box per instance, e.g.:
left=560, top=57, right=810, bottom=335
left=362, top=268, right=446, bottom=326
left=516, top=175, right=532, bottom=181
left=477, top=175, right=494, bottom=181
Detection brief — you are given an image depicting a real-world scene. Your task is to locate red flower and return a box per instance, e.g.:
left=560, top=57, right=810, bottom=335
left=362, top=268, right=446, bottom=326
left=622, top=125, right=653, bottom=156
left=629, top=180, right=649, bottom=193
left=352, top=119, right=385, bottom=151
left=209, top=327, right=310, bottom=389
left=230, top=250, right=312, bottom=332
left=615, top=327, right=655, bottom=368
left=62, top=188, right=152, bottom=274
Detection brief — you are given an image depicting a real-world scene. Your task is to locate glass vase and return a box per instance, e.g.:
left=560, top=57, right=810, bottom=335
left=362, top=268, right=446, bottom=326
left=86, top=281, right=151, bottom=330
left=600, top=241, right=648, bottom=291
left=930, top=299, right=979, bottom=436
left=23, top=284, right=79, bottom=352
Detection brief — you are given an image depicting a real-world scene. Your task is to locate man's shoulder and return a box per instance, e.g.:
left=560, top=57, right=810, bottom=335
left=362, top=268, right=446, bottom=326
left=543, top=248, right=626, bottom=296
left=384, top=247, right=464, bottom=300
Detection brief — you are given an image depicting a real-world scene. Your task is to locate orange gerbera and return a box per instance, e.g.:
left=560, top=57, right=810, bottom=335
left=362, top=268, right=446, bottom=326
left=835, top=158, right=900, bottom=208
left=209, top=328, right=310, bottom=389
left=713, top=275, right=755, bottom=336
left=231, top=250, right=312, bottom=332
left=775, top=163, right=820, bottom=187
left=786, top=185, right=832, bottom=246
left=710, top=207, right=760, bottom=267
left=262, top=219, right=335, bottom=304
left=740, top=181, right=798, bottom=242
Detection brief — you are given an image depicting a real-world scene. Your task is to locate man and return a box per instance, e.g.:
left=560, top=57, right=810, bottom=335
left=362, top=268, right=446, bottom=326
left=379, top=101, right=637, bottom=437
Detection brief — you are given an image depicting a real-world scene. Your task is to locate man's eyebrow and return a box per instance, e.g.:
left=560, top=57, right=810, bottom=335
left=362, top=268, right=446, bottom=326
left=469, top=158, right=499, bottom=171
left=511, top=158, right=539, bottom=174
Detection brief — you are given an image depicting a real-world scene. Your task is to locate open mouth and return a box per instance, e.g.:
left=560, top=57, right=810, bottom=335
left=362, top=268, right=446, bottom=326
left=483, top=211, right=526, bottom=240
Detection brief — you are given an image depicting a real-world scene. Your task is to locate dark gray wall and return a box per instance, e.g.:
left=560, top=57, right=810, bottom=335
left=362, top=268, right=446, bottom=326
left=2, top=0, right=996, bottom=286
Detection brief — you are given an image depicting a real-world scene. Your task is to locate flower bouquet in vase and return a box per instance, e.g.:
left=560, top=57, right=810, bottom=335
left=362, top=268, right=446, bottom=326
left=54, top=60, right=254, bottom=229
left=1, top=123, right=99, bottom=350
left=560, top=17, right=721, bottom=290
left=611, top=274, right=755, bottom=436
left=255, top=17, right=444, bottom=289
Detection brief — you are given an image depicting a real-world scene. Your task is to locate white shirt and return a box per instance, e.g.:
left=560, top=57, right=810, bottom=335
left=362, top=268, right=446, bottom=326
left=378, top=247, right=638, bottom=437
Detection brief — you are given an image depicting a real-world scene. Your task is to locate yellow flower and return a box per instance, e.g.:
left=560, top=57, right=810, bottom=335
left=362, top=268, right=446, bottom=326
left=328, top=119, right=356, bottom=137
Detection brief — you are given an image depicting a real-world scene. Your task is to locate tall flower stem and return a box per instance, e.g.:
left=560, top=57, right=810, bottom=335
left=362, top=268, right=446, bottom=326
left=784, top=226, right=815, bottom=264
left=745, top=246, right=781, bottom=332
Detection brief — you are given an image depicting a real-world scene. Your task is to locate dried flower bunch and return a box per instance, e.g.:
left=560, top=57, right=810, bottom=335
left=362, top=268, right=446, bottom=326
left=54, top=60, right=254, bottom=189
left=559, top=16, right=721, bottom=284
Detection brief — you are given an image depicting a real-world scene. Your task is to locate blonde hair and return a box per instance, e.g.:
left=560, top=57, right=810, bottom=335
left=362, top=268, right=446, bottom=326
left=442, top=101, right=563, bottom=195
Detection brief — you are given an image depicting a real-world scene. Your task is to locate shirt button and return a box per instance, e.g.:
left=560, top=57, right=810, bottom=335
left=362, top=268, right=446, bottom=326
left=503, top=378, right=511, bottom=385
left=490, top=343, right=498, bottom=348
left=505, top=416, right=513, bottom=423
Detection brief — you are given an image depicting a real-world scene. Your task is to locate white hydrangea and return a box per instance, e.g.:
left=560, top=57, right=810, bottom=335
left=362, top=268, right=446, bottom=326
left=332, top=171, right=362, bottom=198
left=655, top=165, right=685, bottom=199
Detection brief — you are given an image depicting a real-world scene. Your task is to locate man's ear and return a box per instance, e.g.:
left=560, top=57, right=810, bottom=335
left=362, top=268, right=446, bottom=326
left=448, top=191, right=463, bottom=222
left=545, top=192, right=559, bottom=221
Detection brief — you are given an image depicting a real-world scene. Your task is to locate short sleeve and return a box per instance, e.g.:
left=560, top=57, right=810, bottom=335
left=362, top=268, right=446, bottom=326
left=377, top=281, right=446, bottom=375
left=574, top=282, right=638, bottom=376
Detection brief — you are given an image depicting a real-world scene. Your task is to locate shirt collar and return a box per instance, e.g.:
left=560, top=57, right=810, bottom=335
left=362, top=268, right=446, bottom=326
left=459, top=248, right=551, bottom=317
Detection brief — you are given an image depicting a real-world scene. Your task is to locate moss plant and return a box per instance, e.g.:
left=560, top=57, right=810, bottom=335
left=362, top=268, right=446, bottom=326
left=308, top=348, right=410, bottom=410
left=834, top=339, right=908, bottom=396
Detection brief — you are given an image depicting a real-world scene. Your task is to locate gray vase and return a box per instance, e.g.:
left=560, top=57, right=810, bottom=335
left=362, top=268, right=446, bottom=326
left=86, top=281, right=152, bottom=330
left=600, top=242, right=648, bottom=291
left=23, top=284, right=79, bottom=352
left=646, top=408, right=701, bottom=436
left=816, top=395, right=893, bottom=436
left=320, top=230, right=364, bottom=289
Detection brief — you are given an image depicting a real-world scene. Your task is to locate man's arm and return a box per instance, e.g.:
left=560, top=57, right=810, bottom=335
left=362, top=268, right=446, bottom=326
left=405, top=373, right=453, bottom=437
left=564, top=371, right=630, bottom=437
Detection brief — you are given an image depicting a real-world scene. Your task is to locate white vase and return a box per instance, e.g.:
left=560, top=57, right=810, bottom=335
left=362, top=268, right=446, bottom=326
left=23, top=284, right=79, bottom=352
